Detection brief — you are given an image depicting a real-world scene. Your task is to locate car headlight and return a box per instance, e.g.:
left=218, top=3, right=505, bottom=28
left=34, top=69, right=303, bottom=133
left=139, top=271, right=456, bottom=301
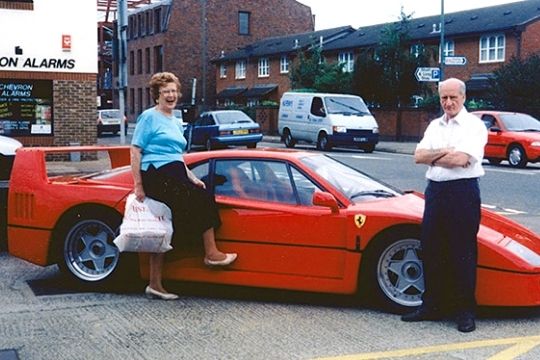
left=373, top=128, right=379, bottom=134
left=332, top=126, right=347, bottom=133
left=506, top=239, right=540, bottom=267
left=531, top=141, right=540, bottom=147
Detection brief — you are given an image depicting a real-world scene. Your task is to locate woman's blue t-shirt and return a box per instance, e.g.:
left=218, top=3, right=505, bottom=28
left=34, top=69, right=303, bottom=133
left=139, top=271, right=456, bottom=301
left=131, top=107, right=187, bottom=171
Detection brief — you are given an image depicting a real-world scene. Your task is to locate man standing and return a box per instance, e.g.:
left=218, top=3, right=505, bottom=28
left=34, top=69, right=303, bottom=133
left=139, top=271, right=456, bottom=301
left=401, top=78, right=488, bottom=333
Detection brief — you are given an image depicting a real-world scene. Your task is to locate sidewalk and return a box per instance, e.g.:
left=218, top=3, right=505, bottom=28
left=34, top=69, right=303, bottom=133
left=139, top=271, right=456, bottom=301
left=262, top=135, right=416, bottom=155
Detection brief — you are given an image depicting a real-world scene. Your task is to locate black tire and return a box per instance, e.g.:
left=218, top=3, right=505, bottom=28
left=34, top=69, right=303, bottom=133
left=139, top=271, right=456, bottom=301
left=360, top=229, right=423, bottom=313
left=283, top=129, right=296, bottom=148
left=247, top=143, right=257, bottom=149
left=507, top=144, right=527, bottom=168
left=316, top=132, right=331, bottom=151
left=487, top=158, right=502, bottom=165
left=54, top=207, right=136, bottom=286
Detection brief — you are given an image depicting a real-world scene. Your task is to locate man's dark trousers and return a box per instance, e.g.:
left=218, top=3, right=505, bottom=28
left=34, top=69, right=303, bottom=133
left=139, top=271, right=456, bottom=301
left=420, top=177, right=481, bottom=316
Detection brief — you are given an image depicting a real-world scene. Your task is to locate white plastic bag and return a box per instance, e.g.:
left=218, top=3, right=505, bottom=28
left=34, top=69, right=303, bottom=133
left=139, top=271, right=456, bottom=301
left=113, top=194, right=173, bottom=253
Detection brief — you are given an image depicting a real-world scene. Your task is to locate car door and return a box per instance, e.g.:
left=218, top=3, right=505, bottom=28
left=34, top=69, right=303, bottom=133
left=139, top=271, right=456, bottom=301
left=482, top=114, right=507, bottom=159
left=192, top=158, right=349, bottom=291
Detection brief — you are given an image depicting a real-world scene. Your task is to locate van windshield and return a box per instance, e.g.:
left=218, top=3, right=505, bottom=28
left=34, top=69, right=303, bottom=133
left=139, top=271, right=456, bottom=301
left=325, top=97, right=371, bottom=116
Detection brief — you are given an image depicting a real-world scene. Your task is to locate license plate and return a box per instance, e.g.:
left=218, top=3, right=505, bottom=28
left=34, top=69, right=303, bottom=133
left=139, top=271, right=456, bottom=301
left=353, top=137, right=367, bottom=142
left=233, top=129, right=249, bottom=135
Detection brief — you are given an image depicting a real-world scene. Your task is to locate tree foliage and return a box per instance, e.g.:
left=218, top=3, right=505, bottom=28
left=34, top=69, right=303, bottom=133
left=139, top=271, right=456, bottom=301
left=353, top=10, right=434, bottom=107
left=289, top=47, right=352, bottom=93
left=489, top=53, right=540, bottom=117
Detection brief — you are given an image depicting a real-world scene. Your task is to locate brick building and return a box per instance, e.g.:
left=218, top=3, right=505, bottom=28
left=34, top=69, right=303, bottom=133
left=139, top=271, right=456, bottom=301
left=117, top=0, right=314, bottom=122
left=0, top=0, right=98, bottom=147
left=215, top=0, right=540, bottom=106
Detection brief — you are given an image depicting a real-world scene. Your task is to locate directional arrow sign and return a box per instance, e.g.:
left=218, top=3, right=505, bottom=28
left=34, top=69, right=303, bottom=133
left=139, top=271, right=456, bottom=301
left=415, top=67, right=441, bottom=82
left=445, top=56, right=467, bottom=66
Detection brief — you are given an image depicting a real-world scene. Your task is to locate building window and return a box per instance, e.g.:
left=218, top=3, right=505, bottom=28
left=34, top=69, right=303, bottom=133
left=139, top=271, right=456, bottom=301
left=238, top=11, right=250, bottom=35
left=247, top=98, right=259, bottom=107
left=154, top=8, right=162, bottom=33
left=145, top=47, right=151, bottom=73
left=137, top=88, right=143, bottom=115
left=137, top=49, right=143, bottom=74
left=132, top=15, right=138, bottom=39
left=480, top=34, right=505, bottom=63
left=146, top=87, right=152, bottom=107
left=410, top=44, right=424, bottom=58
left=147, top=11, right=153, bottom=35
left=129, top=88, right=135, bottom=114
left=338, top=52, right=354, bottom=72
left=153, top=45, right=163, bottom=72
left=444, top=40, right=455, bottom=57
left=280, top=55, right=289, bottom=74
left=235, top=60, right=246, bottom=79
left=129, top=50, right=135, bottom=75
left=220, top=64, right=227, bottom=78
left=258, top=57, right=269, bottom=77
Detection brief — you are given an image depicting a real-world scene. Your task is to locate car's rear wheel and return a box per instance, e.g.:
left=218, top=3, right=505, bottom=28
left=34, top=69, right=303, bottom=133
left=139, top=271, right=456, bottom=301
left=360, top=144, right=375, bottom=153
left=247, top=143, right=257, bottom=149
left=360, top=230, right=423, bottom=313
left=55, top=208, right=134, bottom=285
left=507, top=144, right=527, bottom=168
left=283, top=129, right=296, bottom=148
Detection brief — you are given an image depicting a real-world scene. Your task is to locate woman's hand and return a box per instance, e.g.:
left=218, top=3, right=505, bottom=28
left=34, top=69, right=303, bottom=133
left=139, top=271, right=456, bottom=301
left=134, top=184, right=146, bottom=202
left=191, top=177, right=206, bottom=189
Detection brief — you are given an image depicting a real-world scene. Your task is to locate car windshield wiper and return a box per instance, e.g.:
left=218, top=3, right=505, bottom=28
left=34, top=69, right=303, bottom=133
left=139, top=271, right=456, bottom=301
left=327, top=98, right=369, bottom=115
left=350, top=190, right=396, bottom=199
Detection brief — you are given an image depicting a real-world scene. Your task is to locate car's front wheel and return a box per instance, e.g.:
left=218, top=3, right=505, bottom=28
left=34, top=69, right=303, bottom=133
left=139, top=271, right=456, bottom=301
left=316, top=132, right=332, bottom=151
left=55, top=208, right=125, bottom=283
left=507, top=144, right=527, bottom=168
left=360, top=231, right=424, bottom=313
left=283, top=129, right=296, bottom=148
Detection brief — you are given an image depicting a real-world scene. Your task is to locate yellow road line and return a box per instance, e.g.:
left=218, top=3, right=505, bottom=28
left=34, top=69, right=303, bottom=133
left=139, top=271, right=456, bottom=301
left=315, top=335, right=540, bottom=360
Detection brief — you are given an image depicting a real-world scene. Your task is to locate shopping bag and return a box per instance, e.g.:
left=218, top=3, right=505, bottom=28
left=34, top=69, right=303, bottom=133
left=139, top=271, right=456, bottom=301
left=113, top=194, right=173, bottom=253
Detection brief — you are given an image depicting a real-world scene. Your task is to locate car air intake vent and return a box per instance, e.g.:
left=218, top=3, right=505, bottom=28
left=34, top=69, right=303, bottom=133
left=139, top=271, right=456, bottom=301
left=13, top=192, right=35, bottom=220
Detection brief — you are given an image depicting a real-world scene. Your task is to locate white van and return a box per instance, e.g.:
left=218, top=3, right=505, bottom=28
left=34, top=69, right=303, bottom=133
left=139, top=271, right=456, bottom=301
left=278, top=92, right=379, bottom=152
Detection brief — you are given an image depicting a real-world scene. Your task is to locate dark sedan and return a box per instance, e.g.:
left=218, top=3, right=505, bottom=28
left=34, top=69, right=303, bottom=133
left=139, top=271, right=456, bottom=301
left=186, top=110, right=263, bottom=151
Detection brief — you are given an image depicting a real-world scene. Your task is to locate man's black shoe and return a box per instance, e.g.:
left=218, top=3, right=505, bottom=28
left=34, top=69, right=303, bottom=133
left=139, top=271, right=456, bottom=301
left=457, top=314, right=476, bottom=332
left=401, top=307, right=442, bottom=322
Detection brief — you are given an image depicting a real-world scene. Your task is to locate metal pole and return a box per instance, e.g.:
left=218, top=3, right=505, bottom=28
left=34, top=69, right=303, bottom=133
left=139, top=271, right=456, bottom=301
left=439, top=0, right=445, bottom=81
left=118, top=0, right=128, bottom=145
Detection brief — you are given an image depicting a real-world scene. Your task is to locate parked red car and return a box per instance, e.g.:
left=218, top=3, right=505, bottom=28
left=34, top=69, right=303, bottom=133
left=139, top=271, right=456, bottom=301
left=6, top=146, right=540, bottom=311
left=472, top=111, right=540, bottom=168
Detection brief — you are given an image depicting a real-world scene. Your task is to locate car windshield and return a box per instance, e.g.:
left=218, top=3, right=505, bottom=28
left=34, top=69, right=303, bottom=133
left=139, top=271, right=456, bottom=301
left=325, top=97, right=371, bottom=116
left=300, top=154, right=401, bottom=202
left=214, top=111, right=253, bottom=124
left=499, top=113, right=540, bottom=131
left=100, top=110, right=121, bottom=119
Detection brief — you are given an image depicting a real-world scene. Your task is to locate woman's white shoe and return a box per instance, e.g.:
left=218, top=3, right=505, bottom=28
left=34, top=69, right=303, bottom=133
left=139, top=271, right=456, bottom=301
left=204, top=253, right=237, bottom=266
left=145, top=286, right=179, bottom=300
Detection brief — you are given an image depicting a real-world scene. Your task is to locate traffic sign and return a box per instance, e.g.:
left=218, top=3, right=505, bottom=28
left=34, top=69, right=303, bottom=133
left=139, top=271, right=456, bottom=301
left=415, top=67, right=441, bottom=82
left=444, top=56, right=467, bottom=66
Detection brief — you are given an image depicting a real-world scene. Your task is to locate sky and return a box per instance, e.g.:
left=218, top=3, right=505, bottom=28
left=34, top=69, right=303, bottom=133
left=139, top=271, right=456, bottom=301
left=297, top=0, right=524, bottom=30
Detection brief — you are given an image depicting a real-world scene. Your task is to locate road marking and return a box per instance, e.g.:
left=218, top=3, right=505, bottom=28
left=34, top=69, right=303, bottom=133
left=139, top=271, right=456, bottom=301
left=315, top=335, right=540, bottom=360
left=485, top=167, right=538, bottom=175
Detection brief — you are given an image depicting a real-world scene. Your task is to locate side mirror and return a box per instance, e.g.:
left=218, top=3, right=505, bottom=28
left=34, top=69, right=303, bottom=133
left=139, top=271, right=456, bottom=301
left=490, top=127, right=501, bottom=133
left=312, top=191, right=339, bottom=213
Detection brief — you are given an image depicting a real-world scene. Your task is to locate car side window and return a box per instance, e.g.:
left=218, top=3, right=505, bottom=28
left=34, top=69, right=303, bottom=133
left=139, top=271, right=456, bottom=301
left=190, top=161, right=210, bottom=187
left=481, top=115, right=496, bottom=129
left=213, top=160, right=298, bottom=204
left=290, top=166, right=321, bottom=206
left=207, top=114, right=216, bottom=126
left=194, top=116, right=204, bottom=126
left=310, top=97, right=326, bottom=117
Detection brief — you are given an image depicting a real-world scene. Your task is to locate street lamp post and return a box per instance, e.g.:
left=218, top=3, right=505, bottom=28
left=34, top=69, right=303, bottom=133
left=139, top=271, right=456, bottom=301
left=440, top=0, right=445, bottom=82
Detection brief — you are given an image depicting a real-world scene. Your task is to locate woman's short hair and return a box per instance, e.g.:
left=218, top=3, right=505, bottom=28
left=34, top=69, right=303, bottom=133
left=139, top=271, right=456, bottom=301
left=149, top=72, right=181, bottom=103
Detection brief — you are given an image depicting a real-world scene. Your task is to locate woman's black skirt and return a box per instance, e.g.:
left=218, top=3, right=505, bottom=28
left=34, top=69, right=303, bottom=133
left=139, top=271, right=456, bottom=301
left=141, top=161, right=221, bottom=248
